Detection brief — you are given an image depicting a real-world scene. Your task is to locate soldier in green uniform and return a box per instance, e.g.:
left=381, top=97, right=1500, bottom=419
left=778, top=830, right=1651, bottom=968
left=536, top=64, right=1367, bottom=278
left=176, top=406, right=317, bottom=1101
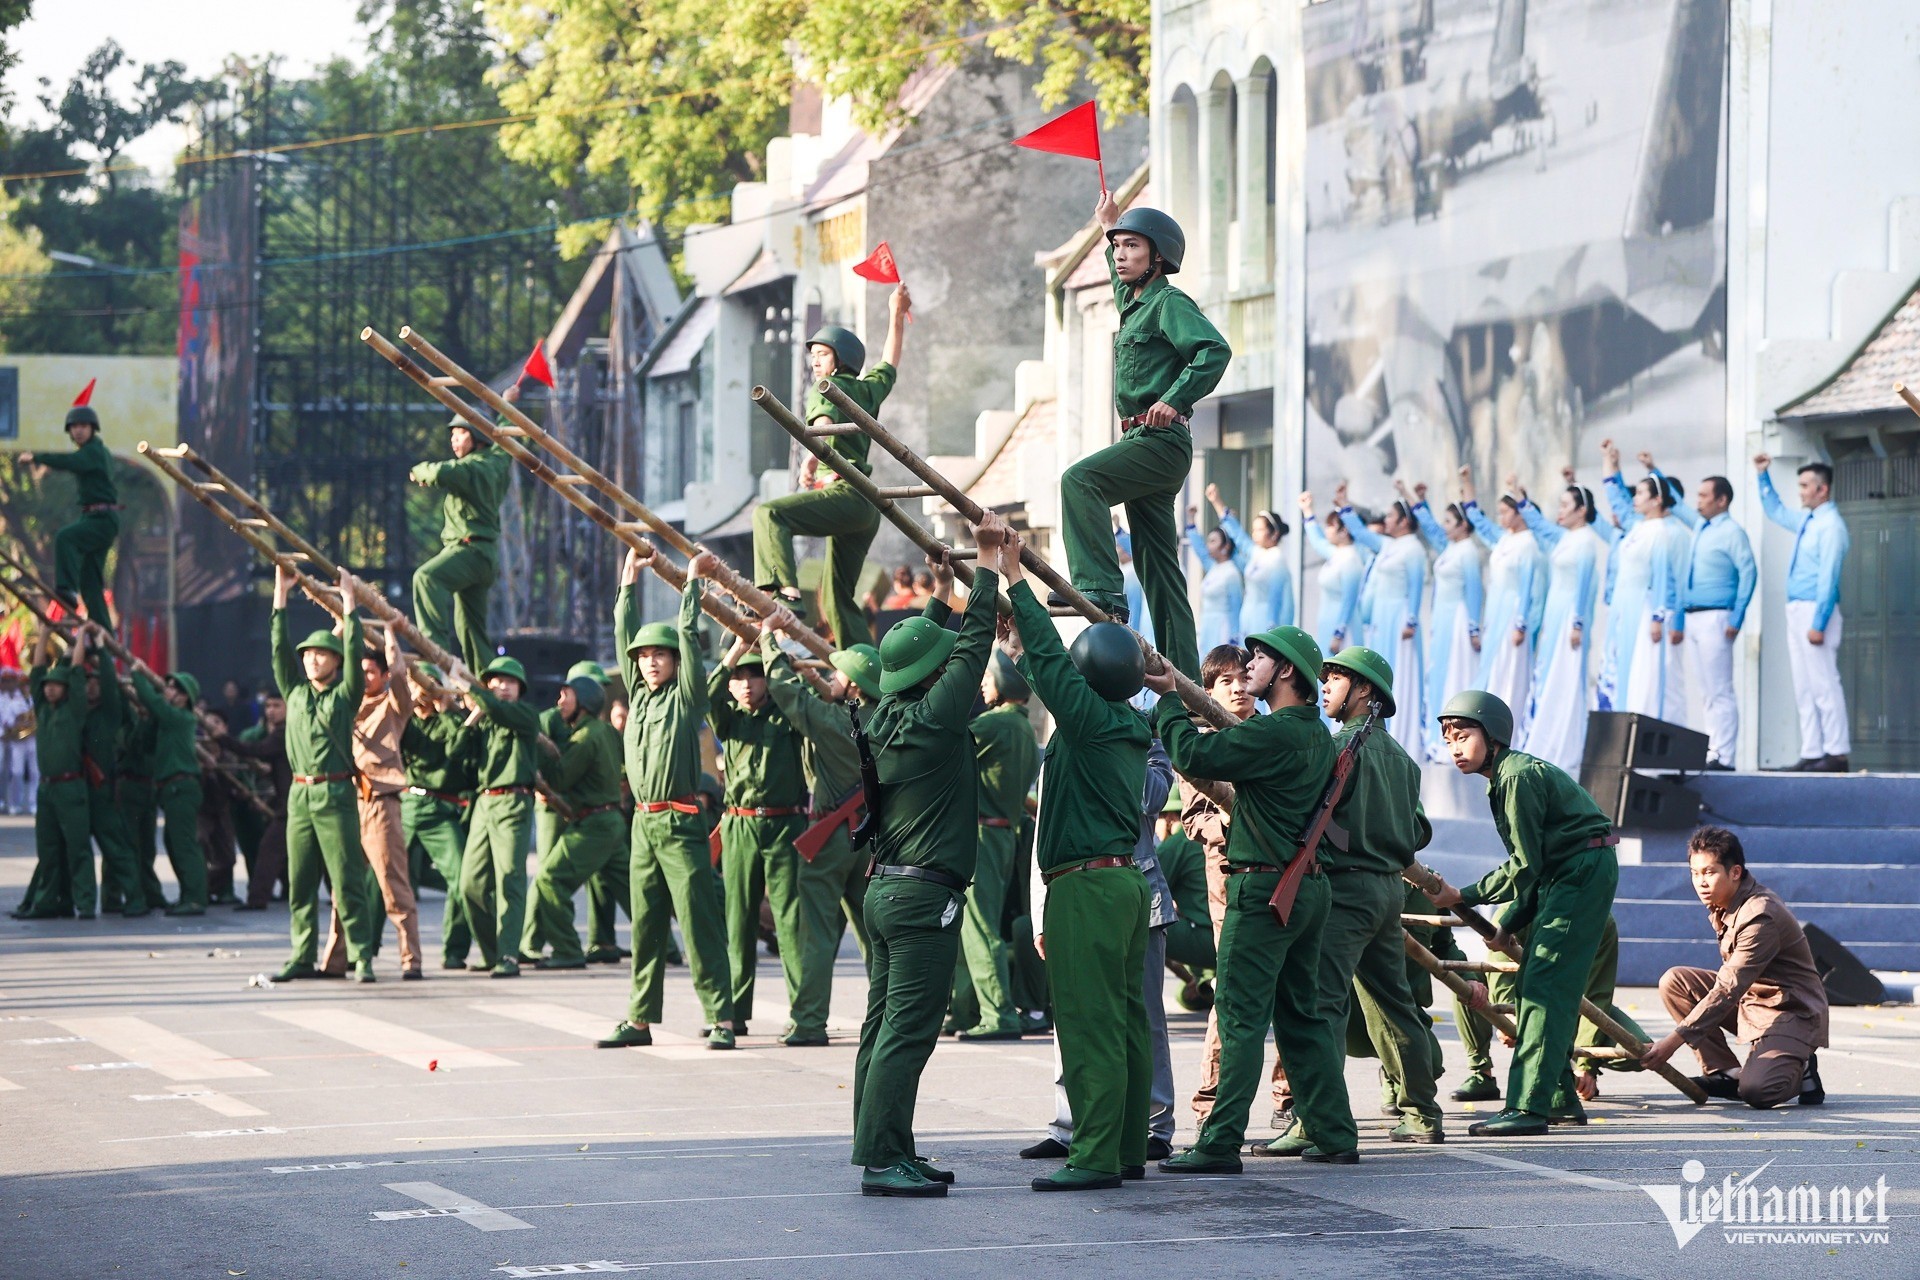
left=130, top=666, right=209, bottom=916
left=16, top=629, right=90, bottom=918
left=270, top=565, right=378, bottom=983
left=752, top=284, right=911, bottom=648
left=1425, top=691, right=1621, bottom=1136
left=23, top=388, right=119, bottom=627
left=707, top=639, right=808, bottom=1032
left=852, top=521, right=1003, bottom=1199
left=994, top=530, right=1152, bottom=1191
left=521, top=659, right=612, bottom=959
left=757, top=609, right=876, bottom=1045
left=598, top=546, right=736, bottom=1050
left=1256, top=648, right=1443, bottom=1156
left=584, top=687, right=632, bottom=966
left=402, top=664, right=479, bottom=969
left=1147, top=624, right=1355, bottom=1172
left=408, top=392, right=514, bottom=675
left=952, top=647, right=1040, bottom=1041
left=523, top=675, right=626, bottom=969
left=1057, top=199, right=1230, bottom=678
left=118, top=691, right=163, bottom=911
left=450, top=654, right=541, bottom=978
left=79, top=635, right=148, bottom=916
left=1154, top=791, right=1215, bottom=979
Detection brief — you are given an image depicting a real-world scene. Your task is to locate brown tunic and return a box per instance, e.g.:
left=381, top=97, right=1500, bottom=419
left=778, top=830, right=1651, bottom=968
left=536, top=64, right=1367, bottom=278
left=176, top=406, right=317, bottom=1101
left=352, top=664, right=414, bottom=797
left=1677, top=876, right=1830, bottom=1050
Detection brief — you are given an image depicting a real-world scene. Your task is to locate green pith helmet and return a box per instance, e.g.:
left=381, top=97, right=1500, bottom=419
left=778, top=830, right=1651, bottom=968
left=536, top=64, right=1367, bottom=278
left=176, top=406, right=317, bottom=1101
left=830, top=644, right=882, bottom=699
left=566, top=675, right=607, bottom=716
left=446, top=412, right=492, bottom=443
left=729, top=651, right=766, bottom=673
left=1108, top=207, right=1187, bottom=274
left=986, top=648, right=1031, bottom=703
left=1162, top=783, right=1183, bottom=814
left=480, top=655, right=528, bottom=690
left=880, top=615, right=957, bottom=695
left=166, top=671, right=202, bottom=704
left=1322, top=646, right=1395, bottom=718
left=1070, top=621, right=1146, bottom=702
left=1244, top=625, right=1323, bottom=689
left=1437, top=689, right=1514, bottom=748
left=807, top=324, right=866, bottom=373
left=296, top=629, right=345, bottom=659
left=414, top=662, right=444, bottom=685
left=66, top=406, right=100, bottom=430
left=565, top=659, right=610, bottom=685
left=626, top=622, right=680, bottom=654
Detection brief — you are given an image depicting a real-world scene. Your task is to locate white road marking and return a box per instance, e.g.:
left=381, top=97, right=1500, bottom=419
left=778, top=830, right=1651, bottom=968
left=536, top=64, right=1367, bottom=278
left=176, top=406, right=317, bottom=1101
left=376, top=1181, right=534, bottom=1232
left=496, top=1264, right=643, bottom=1276
left=0, top=1074, right=20, bottom=1091
left=467, top=1000, right=732, bottom=1062
left=14, top=1035, right=85, bottom=1044
left=262, top=1008, right=514, bottom=1070
left=1444, top=1148, right=1638, bottom=1191
left=49, top=1017, right=266, bottom=1081
left=68, top=1061, right=144, bottom=1071
left=187, top=1126, right=285, bottom=1137
left=138, top=1082, right=267, bottom=1117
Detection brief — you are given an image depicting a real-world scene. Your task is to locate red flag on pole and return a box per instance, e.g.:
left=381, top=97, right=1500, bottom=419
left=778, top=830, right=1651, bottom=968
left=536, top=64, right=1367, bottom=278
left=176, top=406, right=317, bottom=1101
left=520, top=342, right=555, bottom=388
left=1010, top=101, right=1105, bottom=194
left=852, top=241, right=901, bottom=284
left=73, top=377, right=96, bottom=407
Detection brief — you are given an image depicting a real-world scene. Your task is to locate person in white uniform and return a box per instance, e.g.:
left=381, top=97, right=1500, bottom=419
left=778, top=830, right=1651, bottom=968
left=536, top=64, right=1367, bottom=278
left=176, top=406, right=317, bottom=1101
left=1185, top=511, right=1245, bottom=655
left=1599, top=445, right=1689, bottom=723
left=1460, top=469, right=1542, bottom=746
left=1202, top=484, right=1295, bottom=636
left=1516, top=478, right=1607, bottom=773
left=1406, top=480, right=1483, bottom=762
left=1755, top=454, right=1852, bottom=772
left=1338, top=484, right=1428, bottom=758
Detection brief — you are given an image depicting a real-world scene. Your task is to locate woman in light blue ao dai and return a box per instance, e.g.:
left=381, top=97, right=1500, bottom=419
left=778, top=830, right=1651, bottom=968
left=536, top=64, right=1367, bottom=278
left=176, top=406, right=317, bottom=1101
left=1461, top=469, right=1543, bottom=744
left=1599, top=468, right=1691, bottom=722
left=1300, top=492, right=1369, bottom=657
left=1185, top=509, right=1244, bottom=655
left=1517, top=481, right=1606, bottom=773
left=1340, top=492, right=1428, bottom=760
left=1409, top=483, right=1483, bottom=762
left=1202, top=483, right=1295, bottom=636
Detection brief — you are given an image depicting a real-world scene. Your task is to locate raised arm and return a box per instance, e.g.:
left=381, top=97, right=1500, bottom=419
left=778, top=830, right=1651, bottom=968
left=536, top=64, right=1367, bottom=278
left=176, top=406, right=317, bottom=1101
left=925, top=567, right=999, bottom=731
left=1517, top=497, right=1564, bottom=549
left=1008, top=580, right=1110, bottom=741
left=674, top=573, right=708, bottom=715
left=1463, top=499, right=1502, bottom=546
left=1754, top=459, right=1799, bottom=533
left=1410, top=500, right=1447, bottom=554
left=1339, top=505, right=1384, bottom=553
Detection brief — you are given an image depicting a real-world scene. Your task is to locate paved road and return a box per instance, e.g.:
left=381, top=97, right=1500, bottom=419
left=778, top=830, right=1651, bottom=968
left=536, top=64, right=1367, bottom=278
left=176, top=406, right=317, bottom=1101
left=1, top=816, right=1914, bottom=1278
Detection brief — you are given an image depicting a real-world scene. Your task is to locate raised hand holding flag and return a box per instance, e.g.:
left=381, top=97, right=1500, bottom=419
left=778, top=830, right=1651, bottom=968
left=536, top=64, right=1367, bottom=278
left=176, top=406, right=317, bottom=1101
left=519, top=341, right=555, bottom=388
left=853, top=241, right=911, bottom=322
left=1010, top=100, right=1105, bottom=195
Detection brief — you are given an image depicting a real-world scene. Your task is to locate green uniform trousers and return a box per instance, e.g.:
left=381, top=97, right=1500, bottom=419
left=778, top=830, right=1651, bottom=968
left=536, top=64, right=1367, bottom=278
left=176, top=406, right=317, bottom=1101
left=851, top=875, right=962, bottom=1169
left=520, top=803, right=563, bottom=955
left=1458, top=914, right=1646, bottom=1083
left=460, top=790, right=531, bottom=970
left=1164, top=916, right=1215, bottom=970
left=1046, top=866, right=1151, bottom=1175
left=1194, top=870, right=1356, bottom=1157
left=404, top=792, right=472, bottom=966
left=33, top=779, right=93, bottom=915
left=788, top=832, right=870, bottom=1038
left=1059, top=423, right=1198, bottom=679
left=951, top=824, right=1020, bottom=1034
left=234, top=797, right=268, bottom=883
left=411, top=541, right=497, bottom=676
left=120, top=780, right=163, bottom=907
left=1500, top=851, right=1619, bottom=1116
left=525, top=809, right=625, bottom=965
left=286, top=780, right=373, bottom=967
left=1011, top=915, right=1049, bottom=1017
left=720, top=813, right=805, bottom=1022
left=156, top=775, right=209, bottom=910
left=627, top=809, right=735, bottom=1027
left=752, top=483, right=881, bottom=648
left=54, top=510, right=118, bottom=627
left=588, top=849, right=629, bottom=950
left=88, top=784, right=148, bottom=914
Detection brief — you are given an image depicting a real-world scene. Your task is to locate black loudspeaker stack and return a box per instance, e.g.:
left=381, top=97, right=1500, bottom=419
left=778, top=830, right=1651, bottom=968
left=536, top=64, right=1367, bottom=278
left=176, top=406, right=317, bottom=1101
left=1579, top=712, right=1708, bottom=830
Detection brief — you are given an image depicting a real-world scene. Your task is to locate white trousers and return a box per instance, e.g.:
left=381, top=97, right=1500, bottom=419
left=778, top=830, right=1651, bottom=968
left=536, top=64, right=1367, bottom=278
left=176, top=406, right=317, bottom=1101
left=2, top=739, right=35, bottom=813
left=1784, top=600, right=1850, bottom=758
left=1683, top=609, right=1738, bottom=766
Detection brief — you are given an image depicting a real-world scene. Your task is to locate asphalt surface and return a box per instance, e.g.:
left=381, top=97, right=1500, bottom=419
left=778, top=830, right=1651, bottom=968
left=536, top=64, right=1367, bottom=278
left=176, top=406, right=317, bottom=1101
left=1, top=815, right=1915, bottom=1279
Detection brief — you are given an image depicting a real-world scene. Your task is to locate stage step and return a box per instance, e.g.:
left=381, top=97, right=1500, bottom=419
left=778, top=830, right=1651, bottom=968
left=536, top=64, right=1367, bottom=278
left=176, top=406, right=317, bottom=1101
left=1685, top=771, right=1920, bottom=830
left=1619, top=861, right=1920, bottom=902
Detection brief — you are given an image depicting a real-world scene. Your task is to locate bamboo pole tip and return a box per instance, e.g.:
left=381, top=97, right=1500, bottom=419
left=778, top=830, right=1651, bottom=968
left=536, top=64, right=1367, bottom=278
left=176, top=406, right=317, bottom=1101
left=750, top=386, right=767, bottom=401
left=136, top=441, right=151, bottom=454
left=360, top=326, right=375, bottom=341
left=398, top=325, right=414, bottom=339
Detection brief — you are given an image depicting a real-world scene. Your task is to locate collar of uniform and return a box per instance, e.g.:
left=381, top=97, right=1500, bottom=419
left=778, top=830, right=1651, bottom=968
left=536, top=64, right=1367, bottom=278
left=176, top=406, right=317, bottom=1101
left=1711, top=872, right=1762, bottom=929
left=1122, top=273, right=1170, bottom=315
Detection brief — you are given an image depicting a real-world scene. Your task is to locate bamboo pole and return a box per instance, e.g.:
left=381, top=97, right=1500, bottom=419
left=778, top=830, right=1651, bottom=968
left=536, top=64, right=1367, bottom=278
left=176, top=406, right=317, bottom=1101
left=388, top=326, right=842, bottom=666
left=357, top=328, right=836, bottom=700
left=1404, top=931, right=1519, bottom=1041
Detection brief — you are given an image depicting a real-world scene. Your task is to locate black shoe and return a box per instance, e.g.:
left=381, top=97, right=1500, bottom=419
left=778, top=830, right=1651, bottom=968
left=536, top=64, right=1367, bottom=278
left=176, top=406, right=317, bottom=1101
left=584, top=945, right=624, bottom=965
left=516, top=952, right=545, bottom=966
left=164, top=903, right=205, bottom=917
left=1045, top=590, right=1130, bottom=626
left=1692, top=1070, right=1742, bottom=1101
left=1818, top=754, right=1851, bottom=773
left=442, top=959, right=470, bottom=971
left=1019, top=1137, right=1069, bottom=1160
left=401, top=968, right=424, bottom=981
left=1798, top=1053, right=1825, bottom=1106
left=1301, top=1147, right=1359, bottom=1165
left=1788, top=757, right=1825, bottom=772
left=1271, top=1106, right=1294, bottom=1132
left=273, top=961, right=321, bottom=982
left=1144, top=1136, right=1172, bottom=1161
left=1705, top=760, right=1735, bottom=772
left=1121, top=1165, right=1145, bottom=1181
left=1031, top=1167, right=1123, bottom=1191
left=955, top=1026, right=1023, bottom=1042
left=910, top=1156, right=956, bottom=1184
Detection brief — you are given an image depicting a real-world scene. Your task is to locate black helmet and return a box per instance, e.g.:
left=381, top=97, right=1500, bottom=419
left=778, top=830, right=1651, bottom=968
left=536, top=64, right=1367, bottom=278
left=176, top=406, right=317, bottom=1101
left=1437, top=690, right=1514, bottom=747
left=566, top=675, right=607, bottom=717
left=986, top=649, right=1031, bottom=703
left=1107, top=207, right=1186, bottom=274
left=1070, top=622, right=1146, bottom=702
left=806, top=324, right=865, bottom=373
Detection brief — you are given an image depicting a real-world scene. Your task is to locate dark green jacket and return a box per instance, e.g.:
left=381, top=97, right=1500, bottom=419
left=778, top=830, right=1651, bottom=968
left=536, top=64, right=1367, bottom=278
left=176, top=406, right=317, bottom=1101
left=31, top=663, right=85, bottom=777
left=1156, top=829, right=1211, bottom=931
left=1009, top=580, right=1148, bottom=872
left=866, top=569, right=999, bottom=881
left=761, top=637, right=860, bottom=812
left=971, top=701, right=1038, bottom=826
left=546, top=713, right=623, bottom=810
left=81, top=660, right=125, bottom=782
left=468, top=686, right=541, bottom=790
left=133, top=670, right=200, bottom=780
left=118, top=705, right=157, bottom=784
left=402, top=710, right=478, bottom=795
left=1325, top=715, right=1431, bottom=875
left=706, top=664, right=806, bottom=810
left=803, top=363, right=896, bottom=476
left=616, top=580, right=706, bottom=803
left=38, top=435, right=118, bottom=507
left=1459, top=748, right=1615, bottom=932
left=271, top=609, right=364, bottom=777
left=1108, top=248, right=1231, bottom=417
left=1156, top=699, right=1332, bottom=869
left=410, top=442, right=511, bottom=545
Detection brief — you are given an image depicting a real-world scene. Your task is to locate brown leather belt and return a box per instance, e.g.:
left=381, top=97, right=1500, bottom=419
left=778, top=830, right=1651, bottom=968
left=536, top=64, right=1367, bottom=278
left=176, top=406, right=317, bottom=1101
left=1588, top=834, right=1620, bottom=848
left=638, top=795, right=701, bottom=814
left=407, top=785, right=470, bottom=807
left=727, top=805, right=807, bottom=818
left=1118, top=412, right=1189, bottom=430
left=294, top=772, right=353, bottom=786
left=43, top=770, right=85, bottom=785
left=1224, top=863, right=1285, bottom=876
left=573, top=801, right=624, bottom=819
left=1041, top=855, right=1137, bottom=885
left=483, top=785, right=532, bottom=797
left=978, top=817, right=1014, bottom=829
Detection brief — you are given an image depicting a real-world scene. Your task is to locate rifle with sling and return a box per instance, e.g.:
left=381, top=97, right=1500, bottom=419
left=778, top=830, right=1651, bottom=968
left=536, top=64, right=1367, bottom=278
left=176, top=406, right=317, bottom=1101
left=847, top=698, right=884, bottom=857
left=794, top=785, right=865, bottom=863
left=1266, top=699, right=1383, bottom=926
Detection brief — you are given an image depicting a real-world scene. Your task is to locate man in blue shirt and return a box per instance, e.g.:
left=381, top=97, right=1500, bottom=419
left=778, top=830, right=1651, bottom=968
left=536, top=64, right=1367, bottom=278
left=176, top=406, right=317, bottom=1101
left=1754, top=454, right=1850, bottom=771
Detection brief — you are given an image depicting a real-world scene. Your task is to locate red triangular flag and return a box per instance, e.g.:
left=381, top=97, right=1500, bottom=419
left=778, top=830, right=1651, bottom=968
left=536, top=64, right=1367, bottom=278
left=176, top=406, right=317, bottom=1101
left=520, top=342, right=554, bottom=389
left=73, top=378, right=96, bottom=407
left=1011, top=101, right=1105, bottom=192
left=852, top=241, right=900, bottom=284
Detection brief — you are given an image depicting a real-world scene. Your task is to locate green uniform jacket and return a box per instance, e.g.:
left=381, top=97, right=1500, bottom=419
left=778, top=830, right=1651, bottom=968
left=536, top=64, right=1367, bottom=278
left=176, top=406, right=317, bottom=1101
left=803, top=363, right=896, bottom=475
left=132, top=671, right=200, bottom=780
left=1156, top=830, right=1211, bottom=931
left=1107, top=248, right=1231, bottom=418
left=1008, top=580, right=1148, bottom=872
left=971, top=701, right=1039, bottom=826
left=1458, top=748, right=1614, bottom=933
left=31, top=663, right=85, bottom=777
left=410, top=443, right=511, bottom=545
left=866, top=569, right=999, bottom=882
left=81, top=661, right=126, bottom=780
left=468, top=687, right=541, bottom=790
left=38, top=436, right=118, bottom=507
left=760, top=638, right=859, bottom=810
left=546, top=714, right=622, bottom=809
left=706, top=665, right=806, bottom=809
left=1155, top=699, right=1332, bottom=868
left=271, top=609, right=365, bottom=777
left=616, top=580, right=706, bottom=803
left=119, top=705, right=156, bottom=781
left=1324, top=715, right=1431, bottom=874
left=402, top=710, right=478, bottom=794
